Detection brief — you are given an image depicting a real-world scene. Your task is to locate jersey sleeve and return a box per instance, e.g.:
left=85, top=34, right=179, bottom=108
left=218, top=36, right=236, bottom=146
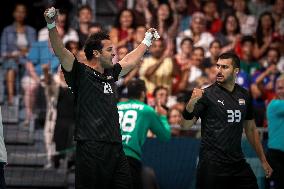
left=148, top=110, right=171, bottom=141
left=245, top=94, right=254, bottom=120
left=112, top=63, right=122, bottom=81
left=61, top=58, right=84, bottom=95
left=192, top=93, right=208, bottom=119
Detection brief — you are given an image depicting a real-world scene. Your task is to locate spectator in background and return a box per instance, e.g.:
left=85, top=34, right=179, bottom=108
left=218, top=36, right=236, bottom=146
left=270, top=0, right=284, bottom=37
left=202, top=0, right=222, bottom=35
left=38, top=9, right=79, bottom=45
left=139, top=38, right=174, bottom=95
left=153, top=86, right=169, bottom=111
left=234, top=0, right=256, bottom=35
left=266, top=74, right=284, bottom=189
left=177, top=12, right=214, bottom=56
left=132, top=25, right=147, bottom=50
left=215, top=13, right=242, bottom=54
left=21, top=41, right=60, bottom=127
left=76, top=5, right=93, bottom=49
left=248, top=0, right=269, bottom=17
left=0, top=106, right=7, bottom=189
left=88, top=22, right=102, bottom=36
left=173, top=37, right=194, bottom=94
left=203, top=40, right=222, bottom=69
left=254, top=12, right=277, bottom=59
left=216, top=0, right=234, bottom=19
left=168, top=107, right=182, bottom=137
left=0, top=3, right=36, bottom=105
left=239, top=35, right=260, bottom=76
left=109, top=9, right=136, bottom=50
left=251, top=48, right=281, bottom=127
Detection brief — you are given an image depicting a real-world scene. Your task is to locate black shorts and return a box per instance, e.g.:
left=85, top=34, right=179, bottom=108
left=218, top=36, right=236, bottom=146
left=196, top=159, right=258, bottom=189
left=126, top=156, right=142, bottom=189
left=75, top=141, right=132, bottom=189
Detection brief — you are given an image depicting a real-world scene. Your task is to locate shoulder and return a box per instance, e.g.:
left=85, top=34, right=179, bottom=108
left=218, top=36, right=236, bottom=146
left=2, top=25, right=14, bottom=33
left=235, top=84, right=249, bottom=95
left=26, top=26, right=36, bottom=33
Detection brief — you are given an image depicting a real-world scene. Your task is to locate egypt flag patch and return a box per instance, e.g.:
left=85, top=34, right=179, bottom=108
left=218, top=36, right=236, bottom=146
left=239, top=99, right=246, bottom=105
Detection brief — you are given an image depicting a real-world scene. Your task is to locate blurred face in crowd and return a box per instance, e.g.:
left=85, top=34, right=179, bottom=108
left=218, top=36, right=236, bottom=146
left=242, top=41, right=254, bottom=58
left=192, top=48, right=205, bottom=66
left=191, top=16, right=206, bottom=34
left=210, top=42, right=221, bottom=58
left=158, top=4, right=170, bottom=21
left=13, top=4, right=27, bottom=23
left=57, top=13, right=67, bottom=28
left=267, top=49, right=279, bottom=65
left=79, top=8, right=92, bottom=23
left=67, top=41, right=79, bottom=55
left=275, top=77, right=284, bottom=99
left=226, top=16, right=238, bottom=33
left=234, top=0, right=246, bottom=12
left=180, top=39, right=193, bottom=55
left=274, top=0, right=284, bottom=15
left=155, top=88, right=168, bottom=106
left=117, top=47, right=128, bottom=61
left=206, top=66, right=218, bottom=83
left=216, top=58, right=239, bottom=85
left=150, top=39, right=165, bottom=59
left=134, top=26, right=147, bottom=43
left=203, top=2, right=217, bottom=16
left=120, top=10, right=133, bottom=28
left=168, top=108, right=182, bottom=125
left=261, top=15, right=273, bottom=30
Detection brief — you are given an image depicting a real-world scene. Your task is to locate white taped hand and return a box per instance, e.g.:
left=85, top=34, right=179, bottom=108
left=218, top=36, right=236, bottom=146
left=142, top=31, right=160, bottom=47
left=47, top=7, right=56, bottom=19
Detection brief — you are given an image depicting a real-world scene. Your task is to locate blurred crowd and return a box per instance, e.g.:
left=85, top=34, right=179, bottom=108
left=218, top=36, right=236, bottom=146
left=1, top=0, right=284, bottom=140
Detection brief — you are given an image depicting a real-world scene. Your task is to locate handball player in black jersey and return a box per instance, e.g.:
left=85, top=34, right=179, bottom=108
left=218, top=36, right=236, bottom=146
left=182, top=52, right=273, bottom=189
left=44, top=7, right=159, bottom=189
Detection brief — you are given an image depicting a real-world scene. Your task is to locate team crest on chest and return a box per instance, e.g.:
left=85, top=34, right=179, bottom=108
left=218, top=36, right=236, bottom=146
left=239, top=99, right=245, bottom=105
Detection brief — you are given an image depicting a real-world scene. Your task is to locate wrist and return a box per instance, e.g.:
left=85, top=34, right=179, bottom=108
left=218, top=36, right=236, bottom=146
left=47, top=21, right=56, bottom=30
left=182, top=108, right=194, bottom=120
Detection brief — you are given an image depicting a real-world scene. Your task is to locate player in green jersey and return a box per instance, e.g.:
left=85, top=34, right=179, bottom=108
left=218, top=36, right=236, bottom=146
left=117, top=79, right=171, bottom=189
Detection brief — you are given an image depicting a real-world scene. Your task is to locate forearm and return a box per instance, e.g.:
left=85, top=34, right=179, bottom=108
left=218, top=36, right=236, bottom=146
left=245, top=125, right=267, bottom=163
left=48, top=28, right=65, bottom=57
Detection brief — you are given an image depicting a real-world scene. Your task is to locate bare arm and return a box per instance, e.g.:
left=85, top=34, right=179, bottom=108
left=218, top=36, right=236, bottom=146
left=44, top=7, right=75, bottom=72
left=181, top=88, right=203, bottom=129
left=244, top=120, right=273, bottom=178
left=144, top=58, right=164, bottom=79
left=119, top=28, right=158, bottom=77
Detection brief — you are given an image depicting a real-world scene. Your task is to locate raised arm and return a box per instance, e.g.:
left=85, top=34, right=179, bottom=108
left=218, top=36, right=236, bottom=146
left=43, top=7, right=75, bottom=72
left=243, top=120, right=273, bottom=178
left=181, top=88, right=204, bottom=129
left=118, top=28, right=158, bottom=77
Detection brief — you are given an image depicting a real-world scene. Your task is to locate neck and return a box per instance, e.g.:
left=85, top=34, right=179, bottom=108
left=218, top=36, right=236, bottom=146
left=218, top=81, right=235, bottom=92
left=87, top=59, right=104, bottom=74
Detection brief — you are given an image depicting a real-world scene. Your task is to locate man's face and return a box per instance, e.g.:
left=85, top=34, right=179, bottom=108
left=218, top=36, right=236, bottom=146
left=216, top=58, right=238, bottom=84
left=169, top=109, right=182, bottom=125
left=99, top=40, right=115, bottom=69
left=150, top=40, right=165, bottom=58
left=276, top=78, right=284, bottom=99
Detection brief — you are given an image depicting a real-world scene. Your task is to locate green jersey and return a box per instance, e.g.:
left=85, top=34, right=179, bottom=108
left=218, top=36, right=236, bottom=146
left=117, top=100, right=171, bottom=160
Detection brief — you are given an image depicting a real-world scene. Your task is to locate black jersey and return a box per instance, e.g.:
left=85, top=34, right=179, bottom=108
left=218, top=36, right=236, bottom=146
left=193, top=83, right=254, bottom=163
left=62, top=58, right=122, bottom=142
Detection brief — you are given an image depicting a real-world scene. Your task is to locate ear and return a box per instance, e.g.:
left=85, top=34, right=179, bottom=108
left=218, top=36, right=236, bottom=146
left=234, top=68, right=240, bottom=75
left=93, top=50, right=100, bottom=58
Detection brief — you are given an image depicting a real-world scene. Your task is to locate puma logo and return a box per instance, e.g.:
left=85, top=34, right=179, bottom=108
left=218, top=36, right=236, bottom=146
left=217, top=100, right=224, bottom=106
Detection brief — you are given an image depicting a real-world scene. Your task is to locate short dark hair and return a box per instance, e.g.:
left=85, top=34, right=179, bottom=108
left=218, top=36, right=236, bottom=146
left=78, top=4, right=92, bottom=15
left=127, top=79, right=146, bottom=99
left=241, top=35, right=255, bottom=45
left=267, top=47, right=281, bottom=60
left=153, top=86, right=168, bottom=97
left=209, top=40, right=221, bottom=48
left=84, top=31, right=110, bottom=61
left=180, top=37, right=193, bottom=47
left=218, top=52, right=240, bottom=68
